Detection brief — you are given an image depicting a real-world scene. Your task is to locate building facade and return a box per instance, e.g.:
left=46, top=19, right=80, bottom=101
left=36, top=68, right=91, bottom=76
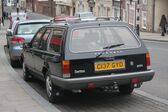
left=25, top=0, right=168, bottom=32
left=122, top=0, right=168, bottom=32
left=19, top=0, right=26, bottom=9
left=26, top=0, right=72, bottom=17
left=73, top=0, right=112, bottom=17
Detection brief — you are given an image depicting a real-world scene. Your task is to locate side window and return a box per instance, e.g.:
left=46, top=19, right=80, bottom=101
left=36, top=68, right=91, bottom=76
left=38, top=29, right=52, bottom=50
left=49, top=28, right=64, bottom=53
left=32, top=28, right=45, bottom=48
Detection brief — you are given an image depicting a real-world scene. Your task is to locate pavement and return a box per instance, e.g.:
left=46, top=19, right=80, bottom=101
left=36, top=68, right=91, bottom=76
left=140, top=32, right=168, bottom=42
left=0, top=13, right=168, bottom=112
left=0, top=20, right=60, bottom=112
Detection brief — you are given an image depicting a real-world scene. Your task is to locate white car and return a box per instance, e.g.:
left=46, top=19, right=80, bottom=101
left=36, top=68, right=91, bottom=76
left=75, top=12, right=96, bottom=21
left=9, top=12, right=28, bottom=22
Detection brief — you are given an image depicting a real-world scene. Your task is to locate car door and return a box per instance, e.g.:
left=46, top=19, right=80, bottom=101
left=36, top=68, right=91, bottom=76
left=47, top=28, right=65, bottom=78
left=34, top=28, right=52, bottom=76
left=26, top=27, right=46, bottom=71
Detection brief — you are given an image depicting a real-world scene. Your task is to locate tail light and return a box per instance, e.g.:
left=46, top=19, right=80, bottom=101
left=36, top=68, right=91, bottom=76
left=131, top=78, right=139, bottom=84
left=146, top=52, right=151, bottom=69
left=11, top=37, right=25, bottom=44
left=62, top=60, right=70, bottom=78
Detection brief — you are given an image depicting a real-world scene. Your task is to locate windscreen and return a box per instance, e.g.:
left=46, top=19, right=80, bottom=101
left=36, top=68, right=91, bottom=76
left=17, top=23, right=49, bottom=35
left=70, top=26, right=140, bottom=53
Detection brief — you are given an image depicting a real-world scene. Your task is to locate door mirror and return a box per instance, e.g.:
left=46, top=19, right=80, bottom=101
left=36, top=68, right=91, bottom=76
left=23, top=43, right=31, bottom=49
left=6, top=29, right=13, bottom=36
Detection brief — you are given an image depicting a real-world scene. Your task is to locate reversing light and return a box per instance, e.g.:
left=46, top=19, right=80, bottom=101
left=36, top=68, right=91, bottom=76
left=62, top=60, right=70, bottom=78
left=146, top=52, right=151, bottom=69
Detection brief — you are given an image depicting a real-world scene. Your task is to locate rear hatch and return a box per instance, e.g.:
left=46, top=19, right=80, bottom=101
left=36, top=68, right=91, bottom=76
left=64, top=25, right=149, bottom=78
left=70, top=54, right=147, bottom=78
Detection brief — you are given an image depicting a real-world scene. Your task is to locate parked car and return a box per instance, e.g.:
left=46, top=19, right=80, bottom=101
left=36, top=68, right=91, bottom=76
left=53, top=16, right=80, bottom=24
left=6, top=20, right=19, bottom=47
left=75, top=12, right=96, bottom=21
left=7, top=19, right=50, bottom=67
left=9, top=12, right=28, bottom=22
left=22, top=19, right=154, bottom=103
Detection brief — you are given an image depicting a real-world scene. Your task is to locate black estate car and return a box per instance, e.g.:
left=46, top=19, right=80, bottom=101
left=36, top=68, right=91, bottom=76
left=22, top=19, right=155, bottom=103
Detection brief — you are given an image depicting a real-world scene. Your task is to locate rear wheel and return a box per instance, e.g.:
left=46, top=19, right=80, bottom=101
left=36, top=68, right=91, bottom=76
left=46, top=71, right=63, bottom=103
left=119, top=84, right=134, bottom=95
left=7, top=41, right=9, bottom=48
left=23, top=60, right=32, bottom=81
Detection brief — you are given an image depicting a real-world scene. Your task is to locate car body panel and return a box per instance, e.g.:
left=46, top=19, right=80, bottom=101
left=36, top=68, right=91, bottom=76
left=51, top=70, right=154, bottom=90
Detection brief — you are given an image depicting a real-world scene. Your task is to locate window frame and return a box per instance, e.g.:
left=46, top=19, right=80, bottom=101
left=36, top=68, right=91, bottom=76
left=143, top=0, right=147, bottom=5
left=48, top=27, right=66, bottom=54
left=141, top=11, right=147, bottom=29
left=31, top=27, right=46, bottom=49
left=38, top=28, right=52, bottom=51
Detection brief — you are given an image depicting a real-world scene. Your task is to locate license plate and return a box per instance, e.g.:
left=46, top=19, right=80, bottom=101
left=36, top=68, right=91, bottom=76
left=94, top=60, right=125, bottom=71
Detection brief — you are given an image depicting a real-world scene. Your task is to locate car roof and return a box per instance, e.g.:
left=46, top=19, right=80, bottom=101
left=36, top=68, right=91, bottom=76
left=18, top=19, right=51, bottom=24
left=48, top=20, right=130, bottom=29
left=54, top=16, right=76, bottom=20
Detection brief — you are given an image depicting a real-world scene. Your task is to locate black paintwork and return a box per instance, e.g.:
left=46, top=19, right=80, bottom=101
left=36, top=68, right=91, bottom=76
left=23, top=20, right=149, bottom=86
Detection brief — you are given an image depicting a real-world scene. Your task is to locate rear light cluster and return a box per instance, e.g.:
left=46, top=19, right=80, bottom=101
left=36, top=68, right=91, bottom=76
left=146, top=52, right=151, bottom=70
left=11, top=37, right=25, bottom=43
left=62, top=60, right=70, bottom=78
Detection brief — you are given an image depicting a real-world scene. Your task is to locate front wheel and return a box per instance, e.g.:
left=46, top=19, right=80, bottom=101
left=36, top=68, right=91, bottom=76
left=46, top=71, right=63, bottom=103
left=119, top=84, right=134, bottom=95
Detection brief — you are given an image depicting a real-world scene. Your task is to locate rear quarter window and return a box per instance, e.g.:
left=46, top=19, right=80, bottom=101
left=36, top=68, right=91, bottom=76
left=48, top=29, right=65, bottom=53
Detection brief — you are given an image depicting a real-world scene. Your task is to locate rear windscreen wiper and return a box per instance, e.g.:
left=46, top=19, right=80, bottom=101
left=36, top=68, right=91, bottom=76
left=103, top=43, right=124, bottom=49
left=96, top=43, right=124, bottom=58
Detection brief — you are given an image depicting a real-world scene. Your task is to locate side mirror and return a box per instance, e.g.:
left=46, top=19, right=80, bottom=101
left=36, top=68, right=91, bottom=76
left=23, top=43, right=31, bottom=49
left=6, top=29, right=12, bottom=36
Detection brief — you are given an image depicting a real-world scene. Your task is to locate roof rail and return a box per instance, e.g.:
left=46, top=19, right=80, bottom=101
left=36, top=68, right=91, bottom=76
left=96, top=17, right=120, bottom=21
left=52, top=17, right=81, bottom=25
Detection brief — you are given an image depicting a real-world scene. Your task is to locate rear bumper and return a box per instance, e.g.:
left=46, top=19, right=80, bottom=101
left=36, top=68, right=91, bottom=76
left=9, top=45, right=22, bottom=60
left=51, top=70, right=155, bottom=90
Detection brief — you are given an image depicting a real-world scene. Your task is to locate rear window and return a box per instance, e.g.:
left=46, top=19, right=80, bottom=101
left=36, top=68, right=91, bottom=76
left=17, top=23, right=49, bottom=35
left=70, top=26, right=140, bottom=53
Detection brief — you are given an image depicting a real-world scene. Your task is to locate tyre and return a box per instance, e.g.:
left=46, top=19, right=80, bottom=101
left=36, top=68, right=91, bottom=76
left=23, top=60, right=32, bottom=81
left=119, top=84, right=134, bottom=95
left=45, top=71, right=63, bottom=103
left=7, top=41, right=9, bottom=48
left=10, top=58, right=18, bottom=67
